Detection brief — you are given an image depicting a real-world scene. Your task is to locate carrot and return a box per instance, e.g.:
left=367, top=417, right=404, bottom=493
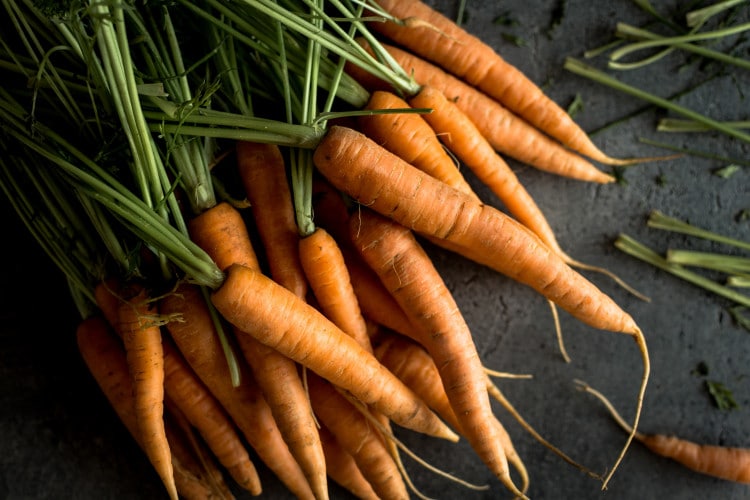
left=188, top=201, right=329, bottom=500
left=346, top=40, right=615, bottom=184
left=299, top=226, right=372, bottom=351
left=236, top=140, right=307, bottom=298
left=348, top=207, right=523, bottom=497
left=314, top=125, right=639, bottom=333
left=578, top=380, right=750, bottom=484
left=318, top=424, right=379, bottom=500
left=160, top=283, right=316, bottom=500
left=163, top=400, right=236, bottom=500
left=211, top=262, right=458, bottom=442
left=76, top=316, right=213, bottom=500
left=368, top=0, right=646, bottom=166
left=307, top=373, right=409, bottom=500
left=162, top=338, right=262, bottom=495
left=408, top=85, right=648, bottom=301
left=114, top=283, right=176, bottom=500
left=358, top=90, right=476, bottom=196
left=313, top=125, right=649, bottom=487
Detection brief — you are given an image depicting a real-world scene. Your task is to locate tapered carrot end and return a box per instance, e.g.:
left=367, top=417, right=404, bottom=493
left=596, top=152, right=684, bottom=167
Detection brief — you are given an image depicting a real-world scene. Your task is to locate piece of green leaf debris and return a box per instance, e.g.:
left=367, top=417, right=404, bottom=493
left=714, top=164, right=741, bottom=178
left=706, top=380, right=739, bottom=410
left=691, top=361, right=709, bottom=377
left=566, top=93, right=584, bottom=118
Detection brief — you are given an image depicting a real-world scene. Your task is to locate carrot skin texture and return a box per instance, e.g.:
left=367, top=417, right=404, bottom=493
left=189, top=202, right=329, bottom=500
left=313, top=125, right=639, bottom=334
left=162, top=339, right=262, bottom=495
left=115, top=285, right=177, bottom=500
left=211, top=263, right=457, bottom=442
left=318, top=425, right=380, bottom=500
left=349, top=209, right=519, bottom=494
left=358, top=90, right=476, bottom=196
left=237, top=141, right=307, bottom=298
left=308, top=374, right=409, bottom=500
left=299, top=227, right=372, bottom=351
left=641, top=434, right=750, bottom=484
left=371, top=0, right=616, bottom=165
left=346, top=41, right=613, bottom=183
left=76, top=317, right=213, bottom=500
left=409, top=86, right=564, bottom=255
left=161, top=284, right=316, bottom=500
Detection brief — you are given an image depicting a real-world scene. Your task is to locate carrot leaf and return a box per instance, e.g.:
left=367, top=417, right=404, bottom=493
left=705, top=380, right=739, bottom=410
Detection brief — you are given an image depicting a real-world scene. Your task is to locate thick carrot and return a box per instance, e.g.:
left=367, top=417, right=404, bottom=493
left=318, top=424, right=379, bottom=500
left=346, top=41, right=615, bottom=184
left=313, top=125, right=638, bottom=333
left=76, top=316, right=203, bottom=500
left=162, top=338, right=261, bottom=495
left=369, top=0, right=635, bottom=166
left=114, top=283, right=176, bottom=500
left=236, top=140, right=307, bottom=298
left=579, top=381, right=750, bottom=484
left=211, top=263, right=458, bottom=442
left=348, top=207, right=523, bottom=497
left=161, top=284, right=316, bottom=500
left=307, top=373, right=409, bottom=500
left=299, top=226, right=372, bottom=351
left=358, top=90, right=476, bottom=196
left=188, top=201, right=328, bottom=500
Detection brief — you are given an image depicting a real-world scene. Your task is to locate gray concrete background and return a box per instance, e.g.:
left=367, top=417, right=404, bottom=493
left=2, top=1, right=749, bottom=499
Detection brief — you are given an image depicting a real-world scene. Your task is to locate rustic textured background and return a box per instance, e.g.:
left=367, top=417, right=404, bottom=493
left=2, top=1, right=749, bottom=499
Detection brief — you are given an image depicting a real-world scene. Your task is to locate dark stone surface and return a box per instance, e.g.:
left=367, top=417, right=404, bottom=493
left=2, top=1, right=749, bottom=499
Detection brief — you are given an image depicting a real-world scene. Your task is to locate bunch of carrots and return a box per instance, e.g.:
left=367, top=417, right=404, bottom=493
left=5, top=0, right=748, bottom=498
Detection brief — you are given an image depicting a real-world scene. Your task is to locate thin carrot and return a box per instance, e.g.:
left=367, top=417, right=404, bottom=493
left=314, top=125, right=639, bottom=333
left=348, top=207, right=523, bottom=497
left=368, top=0, right=645, bottom=166
left=163, top=400, right=236, bottom=500
left=346, top=40, right=615, bottom=184
left=318, top=424, right=379, bottom=500
left=578, top=380, right=750, bottom=484
left=188, top=201, right=328, bottom=500
left=211, top=263, right=458, bottom=442
left=307, top=373, right=409, bottom=500
left=408, top=85, right=648, bottom=301
left=162, top=337, right=261, bottom=495
left=236, top=140, right=307, bottom=298
left=76, top=316, right=209, bottom=500
left=161, top=283, right=316, bottom=500
left=114, top=283, right=176, bottom=500
left=358, top=90, right=476, bottom=196
left=299, top=226, right=372, bottom=351
left=313, top=125, right=649, bottom=487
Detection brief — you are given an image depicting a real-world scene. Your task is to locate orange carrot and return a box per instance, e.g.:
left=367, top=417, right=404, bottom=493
left=162, top=338, right=261, bottom=495
left=318, top=424, right=379, bottom=500
left=369, top=0, right=635, bottom=166
left=114, top=283, right=176, bottom=500
left=236, top=141, right=307, bottom=298
left=348, top=207, right=522, bottom=497
left=161, top=283, right=316, bottom=500
left=211, top=263, right=458, bottom=442
left=163, top=400, right=236, bottom=500
left=408, top=85, right=648, bottom=300
left=188, top=202, right=328, bottom=500
left=346, top=41, right=615, bottom=183
left=307, top=373, right=409, bottom=500
left=76, top=316, right=209, bottom=500
left=358, top=90, right=476, bottom=196
left=579, top=381, right=750, bottom=484
left=299, top=226, right=372, bottom=351
left=314, top=125, right=649, bottom=487
left=313, top=125, right=639, bottom=334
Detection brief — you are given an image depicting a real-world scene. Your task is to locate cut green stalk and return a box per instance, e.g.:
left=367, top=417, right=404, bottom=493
left=666, top=249, right=750, bottom=274
left=647, top=210, right=750, bottom=252
left=638, top=137, right=750, bottom=167
left=565, top=57, right=750, bottom=144
left=657, top=117, right=750, bottom=132
left=686, top=0, right=748, bottom=28
left=615, top=234, right=750, bottom=307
